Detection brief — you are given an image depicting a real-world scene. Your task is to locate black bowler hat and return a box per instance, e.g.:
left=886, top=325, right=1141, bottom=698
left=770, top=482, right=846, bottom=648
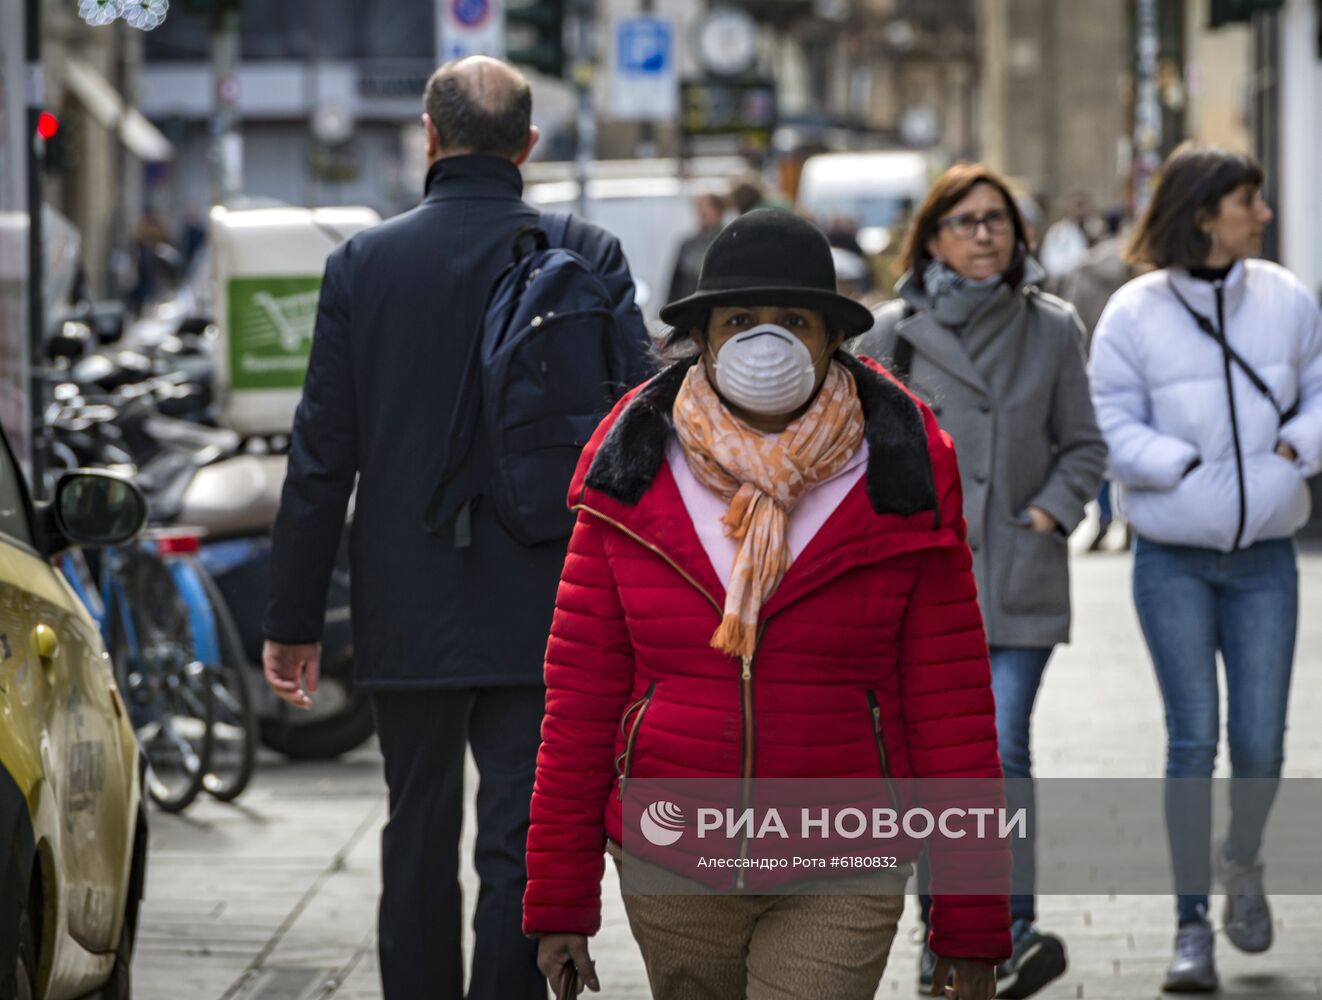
left=659, top=208, right=875, bottom=335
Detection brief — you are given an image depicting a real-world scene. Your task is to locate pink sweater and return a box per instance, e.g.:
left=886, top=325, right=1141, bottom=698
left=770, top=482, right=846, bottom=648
left=665, top=436, right=870, bottom=589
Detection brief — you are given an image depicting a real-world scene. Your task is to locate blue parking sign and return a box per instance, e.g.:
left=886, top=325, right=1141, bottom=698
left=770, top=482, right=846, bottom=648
left=618, top=17, right=672, bottom=76
left=611, top=15, right=678, bottom=120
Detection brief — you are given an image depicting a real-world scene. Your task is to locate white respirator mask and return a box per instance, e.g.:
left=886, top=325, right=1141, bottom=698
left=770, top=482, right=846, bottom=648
left=709, top=324, right=823, bottom=416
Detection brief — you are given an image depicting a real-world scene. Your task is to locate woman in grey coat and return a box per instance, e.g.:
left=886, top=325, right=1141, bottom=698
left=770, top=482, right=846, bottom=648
left=852, top=163, right=1106, bottom=1000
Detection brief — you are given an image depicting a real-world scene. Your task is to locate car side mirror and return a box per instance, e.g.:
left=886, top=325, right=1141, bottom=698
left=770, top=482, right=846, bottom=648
left=48, top=471, right=147, bottom=550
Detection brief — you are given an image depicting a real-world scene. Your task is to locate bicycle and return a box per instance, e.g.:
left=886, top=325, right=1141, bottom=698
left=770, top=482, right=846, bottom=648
left=59, top=540, right=214, bottom=813
left=44, top=368, right=259, bottom=807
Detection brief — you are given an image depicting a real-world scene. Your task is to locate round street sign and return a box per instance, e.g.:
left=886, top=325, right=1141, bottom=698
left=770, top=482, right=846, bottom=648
left=453, top=0, right=492, bottom=28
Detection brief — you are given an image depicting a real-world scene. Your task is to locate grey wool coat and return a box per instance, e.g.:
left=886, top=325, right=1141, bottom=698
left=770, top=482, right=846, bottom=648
left=851, top=263, right=1107, bottom=647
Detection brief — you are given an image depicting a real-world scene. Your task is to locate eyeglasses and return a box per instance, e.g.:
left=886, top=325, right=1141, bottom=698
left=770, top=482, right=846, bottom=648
left=939, top=209, right=1013, bottom=240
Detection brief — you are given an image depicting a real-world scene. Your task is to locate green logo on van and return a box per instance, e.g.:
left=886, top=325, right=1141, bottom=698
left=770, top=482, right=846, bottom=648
left=227, top=276, right=323, bottom=390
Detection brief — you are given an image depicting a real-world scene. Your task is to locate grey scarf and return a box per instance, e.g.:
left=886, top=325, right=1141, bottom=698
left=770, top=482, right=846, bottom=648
left=923, top=259, right=1003, bottom=330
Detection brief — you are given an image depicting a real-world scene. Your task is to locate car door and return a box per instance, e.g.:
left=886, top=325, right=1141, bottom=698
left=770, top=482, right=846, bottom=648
left=0, top=441, right=131, bottom=955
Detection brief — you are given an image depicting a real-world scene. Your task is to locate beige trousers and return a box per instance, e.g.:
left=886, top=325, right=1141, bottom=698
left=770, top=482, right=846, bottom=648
left=609, top=843, right=907, bottom=1000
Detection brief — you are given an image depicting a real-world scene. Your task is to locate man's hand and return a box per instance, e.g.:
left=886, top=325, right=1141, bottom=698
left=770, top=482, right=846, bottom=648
left=930, top=956, right=997, bottom=999
left=1026, top=505, right=1059, bottom=535
left=537, top=934, right=599, bottom=993
left=262, top=641, right=321, bottom=710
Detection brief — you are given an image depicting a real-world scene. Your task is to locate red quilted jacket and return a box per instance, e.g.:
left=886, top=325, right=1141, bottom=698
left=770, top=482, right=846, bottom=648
left=523, top=355, right=1011, bottom=961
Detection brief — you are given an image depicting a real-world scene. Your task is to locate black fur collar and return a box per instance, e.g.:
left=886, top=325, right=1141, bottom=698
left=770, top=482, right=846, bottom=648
left=583, top=353, right=936, bottom=517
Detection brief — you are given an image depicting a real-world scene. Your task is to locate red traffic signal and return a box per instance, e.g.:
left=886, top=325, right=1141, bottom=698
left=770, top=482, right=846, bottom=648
left=37, top=111, right=60, bottom=141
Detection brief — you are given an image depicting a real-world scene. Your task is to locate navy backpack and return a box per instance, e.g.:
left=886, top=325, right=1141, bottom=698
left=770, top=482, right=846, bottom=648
left=425, top=213, right=629, bottom=547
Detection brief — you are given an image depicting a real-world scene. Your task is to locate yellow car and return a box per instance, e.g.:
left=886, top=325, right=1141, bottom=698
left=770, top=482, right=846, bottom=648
left=0, top=440, right=149, bottom=1000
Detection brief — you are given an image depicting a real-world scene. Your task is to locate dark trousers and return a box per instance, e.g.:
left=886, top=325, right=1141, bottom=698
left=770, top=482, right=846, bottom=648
left=372, top=687, right=547, bottom=1000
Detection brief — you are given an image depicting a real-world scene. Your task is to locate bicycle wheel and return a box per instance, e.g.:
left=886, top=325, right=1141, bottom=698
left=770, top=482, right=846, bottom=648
left=109, top=548, right=213, bottom=813
left=199, top=568, right=257, bottom=802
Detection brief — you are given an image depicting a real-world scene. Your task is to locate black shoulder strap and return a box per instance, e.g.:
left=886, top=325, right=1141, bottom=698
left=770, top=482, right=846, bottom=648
left=1167, top=276, right=1298, bottom=424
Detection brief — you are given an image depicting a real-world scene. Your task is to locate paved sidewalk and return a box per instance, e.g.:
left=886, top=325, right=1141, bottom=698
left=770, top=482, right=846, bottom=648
left=136, top=538, right=1322, bottom=998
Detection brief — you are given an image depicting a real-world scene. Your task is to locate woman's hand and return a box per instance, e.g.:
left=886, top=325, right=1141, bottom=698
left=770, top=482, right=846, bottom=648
left=537, top=934, right=599, bottom=993
left=1025, top=505, right=1059, bottom=535
left=930, top=956, right=997, bottom=999
left=1276, top=441, right=1298, bottom=463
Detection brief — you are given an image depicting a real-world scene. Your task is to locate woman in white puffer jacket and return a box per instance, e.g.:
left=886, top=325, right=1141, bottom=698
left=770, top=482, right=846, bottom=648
left=1089, top=143, right=1322, bottom=995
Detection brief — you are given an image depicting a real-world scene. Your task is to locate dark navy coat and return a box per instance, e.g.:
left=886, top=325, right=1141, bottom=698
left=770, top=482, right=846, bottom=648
left=264, top=155, right=652, bottom=689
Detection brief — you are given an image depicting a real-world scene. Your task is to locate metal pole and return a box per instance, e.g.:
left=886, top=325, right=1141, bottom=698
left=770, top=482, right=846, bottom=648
left=638, top=0, right=655, bottom=159
left=1252, top=8, right=1281, bottom=262
left=1132, top=0, right=1162, bottom=217
left=25, top=0, right=46, bottom=490
left=570, top=0, right=595, bottom=219
left=210, top=7, right=242, bottom=205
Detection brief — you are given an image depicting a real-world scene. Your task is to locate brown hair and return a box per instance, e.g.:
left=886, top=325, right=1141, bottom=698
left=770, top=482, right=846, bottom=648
left=900, top=163, right=1028, bottom=284
left=1126, top=142, right=1264, bottom=269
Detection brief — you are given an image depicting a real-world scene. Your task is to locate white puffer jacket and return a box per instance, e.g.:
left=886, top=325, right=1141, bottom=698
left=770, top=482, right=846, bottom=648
left=1089, top=259, right=1322, bottom=552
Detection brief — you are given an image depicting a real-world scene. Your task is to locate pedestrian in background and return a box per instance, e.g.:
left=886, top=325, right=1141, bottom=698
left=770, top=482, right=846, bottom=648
left=525, top=209, right=1009, bottom=1000
left=1089, top=142, right=1322, bottom=993
left=1039, top=191, right=1106, bottom=279
left=666, top=191, right=726, bottom=303
left=853, top=163, right=1106, bottom=999
left=262, top=56, right=650, bottom=1000
left=1057, top=214, right=1145, bottom=552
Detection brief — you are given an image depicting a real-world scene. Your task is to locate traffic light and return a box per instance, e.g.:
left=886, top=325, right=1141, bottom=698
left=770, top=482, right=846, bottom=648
left=40, top=112, right=80, bottom=173
left=506, top=0, right=565, bottom=77
left=1208, top=0, right=1284, bottom=27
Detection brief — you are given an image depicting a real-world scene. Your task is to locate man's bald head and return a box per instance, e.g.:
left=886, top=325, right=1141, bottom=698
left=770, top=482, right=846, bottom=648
left=423, top=57, right=534, bottom=160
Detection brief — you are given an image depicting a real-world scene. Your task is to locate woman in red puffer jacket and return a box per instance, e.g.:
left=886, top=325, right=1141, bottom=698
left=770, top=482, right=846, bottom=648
left=523, top=209, right=1009, bottom=1000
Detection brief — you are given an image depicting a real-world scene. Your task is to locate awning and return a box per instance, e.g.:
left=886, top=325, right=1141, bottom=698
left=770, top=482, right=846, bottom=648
left=62, top=56, right=175, bottom=163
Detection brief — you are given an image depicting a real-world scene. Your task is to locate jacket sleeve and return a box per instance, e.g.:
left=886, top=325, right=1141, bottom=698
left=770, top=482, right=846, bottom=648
left=264, top=245, right=358, bottom=644
left=897, top=423, right=1011, bottom=963
left=1088, top=294, right=1200, bottom=491
left=576, top=222, right=654, bottom=390
left=523, top=511, right=636, bottom=937
left=1027, top=307, right=1108, bottom=533
left=1278, top=290, right=1322, bottom=477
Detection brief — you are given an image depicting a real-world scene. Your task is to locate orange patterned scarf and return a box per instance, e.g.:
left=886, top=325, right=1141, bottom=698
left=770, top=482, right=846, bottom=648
left=672, top=360, right=865, bottom=658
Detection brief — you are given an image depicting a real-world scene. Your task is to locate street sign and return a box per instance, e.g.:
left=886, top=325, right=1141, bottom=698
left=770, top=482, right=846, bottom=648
left=436, top=0, right=505, bottom=62
left=608, top=14, right=677, bottom=121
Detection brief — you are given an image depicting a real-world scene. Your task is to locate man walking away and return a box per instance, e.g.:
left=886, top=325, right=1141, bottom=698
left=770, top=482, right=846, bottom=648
left=261, top=56, right=651, bottom=1000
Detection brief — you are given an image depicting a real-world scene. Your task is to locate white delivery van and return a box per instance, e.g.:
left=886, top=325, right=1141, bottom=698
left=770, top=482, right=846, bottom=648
left=796, top=150, right=934, bottom=252
left=209, top=204, right=379, bottom=436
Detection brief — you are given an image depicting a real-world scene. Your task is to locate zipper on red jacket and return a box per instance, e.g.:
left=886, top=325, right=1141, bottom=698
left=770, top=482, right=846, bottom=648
left=573, top=504, right=723, bottom=614
left=616, top=682, right=657, bottom=799
left=734, top=623, right=769, bottom=890
left=865, top=690, right=900, bottom=814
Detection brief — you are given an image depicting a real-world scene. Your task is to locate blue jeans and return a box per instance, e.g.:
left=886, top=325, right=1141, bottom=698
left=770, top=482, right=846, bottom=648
left=1097, top=481, right=1113, bottom=527
left=920, top=645, right=1054, bottom=928
left=1132, top=537, right=1298, bottom=925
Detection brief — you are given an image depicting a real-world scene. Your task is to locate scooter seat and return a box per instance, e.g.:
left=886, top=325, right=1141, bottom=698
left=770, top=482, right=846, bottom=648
left=143, top=416, right=241, bottom=454
left=177, top=454, right=289, bottom=538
